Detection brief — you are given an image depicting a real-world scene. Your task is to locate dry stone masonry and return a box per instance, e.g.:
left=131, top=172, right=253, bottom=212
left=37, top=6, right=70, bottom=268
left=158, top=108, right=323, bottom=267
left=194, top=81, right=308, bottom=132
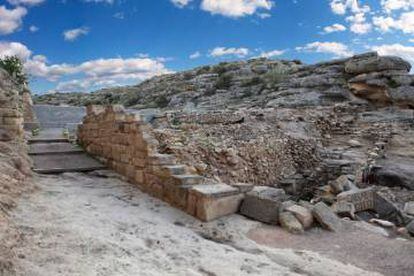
left=78, top=105, right=247, bottom=221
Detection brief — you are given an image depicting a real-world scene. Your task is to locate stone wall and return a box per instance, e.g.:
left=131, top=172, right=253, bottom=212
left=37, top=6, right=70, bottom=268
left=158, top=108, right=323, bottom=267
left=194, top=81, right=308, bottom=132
left=78, top=105, right=246, bottom=221
left=0, top=70, right=24, bottom=140
left=0, top=68, right=32, bottom=275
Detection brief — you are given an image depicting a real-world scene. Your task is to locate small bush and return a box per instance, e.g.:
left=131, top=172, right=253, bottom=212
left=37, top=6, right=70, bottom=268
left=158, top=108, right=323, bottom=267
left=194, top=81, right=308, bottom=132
left=387, top=78, right=400, bottom=88
left=0, top=55, right=28, bottom=85
left=155, top=95, right=170, bottom=108
left=213, top=63, right=228, bottom=75
left=204, top=88, right=217, bottom=96
left=215, top=74, right=232, bottom=90
left=197, top=66, right=211, bottom=75
left=264, top=65, right=290, bottom=86
left=241, top=76, right=262, bottom=87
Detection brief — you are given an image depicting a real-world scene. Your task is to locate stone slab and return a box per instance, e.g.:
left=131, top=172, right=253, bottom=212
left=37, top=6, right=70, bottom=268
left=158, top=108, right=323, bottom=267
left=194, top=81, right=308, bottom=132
left=279, top=212, right=304, bottom=234
left=239, top=187, right=288, bottom=224
left=337, top=188, right=375, bottom=212
left=29, top=142, right=83, bottom=155
left=312, top=202, right=342, bottom=232
left=31, top=153, right=106, bottom=174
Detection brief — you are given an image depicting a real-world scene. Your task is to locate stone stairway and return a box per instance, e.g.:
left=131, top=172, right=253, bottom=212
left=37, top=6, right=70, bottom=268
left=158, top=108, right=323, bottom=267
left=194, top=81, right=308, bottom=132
left=29, top=128, right=106, bottom=174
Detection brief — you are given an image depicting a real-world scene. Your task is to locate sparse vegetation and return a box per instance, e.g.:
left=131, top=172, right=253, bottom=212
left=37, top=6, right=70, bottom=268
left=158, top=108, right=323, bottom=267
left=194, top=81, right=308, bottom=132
left=241, top=76, right=262, bottom=87
left=215, top=74, right=232, bottom=90
left=0, top=55, right=28, bottom=86
left=265, top=65, right=290, bottom=86
left=155, top=95, right=170, bottom=108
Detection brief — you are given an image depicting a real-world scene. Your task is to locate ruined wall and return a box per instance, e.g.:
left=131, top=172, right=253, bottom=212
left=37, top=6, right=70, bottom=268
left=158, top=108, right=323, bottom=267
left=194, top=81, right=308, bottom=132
left=0, top=70, right=24, bottom=140
left=78, top=105, right=246, bottom=221
left=0, top=69, right=32, bottom=275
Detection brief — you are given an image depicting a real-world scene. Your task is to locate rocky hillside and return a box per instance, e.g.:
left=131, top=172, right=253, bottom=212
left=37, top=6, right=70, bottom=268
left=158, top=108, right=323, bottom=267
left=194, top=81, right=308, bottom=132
left=34, top=52, right=414, bottom=111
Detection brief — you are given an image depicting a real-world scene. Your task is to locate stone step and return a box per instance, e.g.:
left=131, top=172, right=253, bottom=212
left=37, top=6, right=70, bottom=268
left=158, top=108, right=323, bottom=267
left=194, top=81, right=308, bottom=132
left=29, top=142, right=83, bottom=155
left=29, top=138, right=69, bottom=144
left=164, top=165, right=187, bottom=175
left=31, top=153, right=106, bottom=174
left=173, top=174, right=204, bottom=185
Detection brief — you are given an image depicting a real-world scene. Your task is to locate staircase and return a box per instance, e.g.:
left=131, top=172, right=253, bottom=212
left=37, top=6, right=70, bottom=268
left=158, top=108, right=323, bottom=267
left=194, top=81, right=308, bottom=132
left=29, top=128, right=106, bottom=174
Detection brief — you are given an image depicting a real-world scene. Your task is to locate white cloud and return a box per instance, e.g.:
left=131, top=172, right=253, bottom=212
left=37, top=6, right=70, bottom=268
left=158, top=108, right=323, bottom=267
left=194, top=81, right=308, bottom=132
left=0, top=6, right=27, bottom=35
left=189, top=51, right=201, bottom=59
left=373, top=11, right=414, bottom=34
left=380, top=0, right=414, bottom=13
left=323, top=23, right=347, bottom=33
left=210, top=47, right=249, bottom=57
left=29, top=25, right=38, bottom=32
left=201, top=0, right=273, bottom=18
left=372, top=43, right=414, bottom=64
left=171, top=0, right=192, bottom=8
left=0, top=41, right=171, bottom=92
left=296, top=41, right=354, bottom=58
left=260, top=49, right=285, bottom=58
left=63, top=27, right=89, bottom=41
left=330, top=0, right=370, bottom=15
left=0, top=41, right=31, bottom=59
left=7, top=0, right=45, bottom=6
left=410, top=38, right=414, bottom=42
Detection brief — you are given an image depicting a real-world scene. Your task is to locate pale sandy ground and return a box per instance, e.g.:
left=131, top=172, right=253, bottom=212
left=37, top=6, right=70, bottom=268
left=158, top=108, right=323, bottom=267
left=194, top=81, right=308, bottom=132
left=9, top=172, right=410, bottom=276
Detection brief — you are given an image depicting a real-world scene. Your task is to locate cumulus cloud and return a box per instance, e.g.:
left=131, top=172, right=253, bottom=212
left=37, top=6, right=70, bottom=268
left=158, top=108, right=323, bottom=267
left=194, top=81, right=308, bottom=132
left=0, top=41, right=31, bottom=59
left=259, top=49, right=285, bottom=58
left=210, top=47, right=249, bottom=57
left=380, top=0, right=414, bottom=13
left=0, top=6, right=27, bottom=35
left=201, top=0, right=273, bottom=18
left=372, top=43, right=414, bottom=64
left=296, top=41, right=354, bottom=58
left=323, top=23, right=347, bottom=33
left=0, top=41, right=171, bottom=92
left=329, top=1, right=371, bottom=34
left=63, top=27, right=90, bottom=41
left=171, top=0, right=192, bottom=8
left=373, top=11, right=414, bottom=34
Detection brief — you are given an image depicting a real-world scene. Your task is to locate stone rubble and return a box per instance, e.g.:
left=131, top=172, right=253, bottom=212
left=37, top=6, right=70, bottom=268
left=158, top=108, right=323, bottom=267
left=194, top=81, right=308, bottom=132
left=68, top=52, right=414, bottom=238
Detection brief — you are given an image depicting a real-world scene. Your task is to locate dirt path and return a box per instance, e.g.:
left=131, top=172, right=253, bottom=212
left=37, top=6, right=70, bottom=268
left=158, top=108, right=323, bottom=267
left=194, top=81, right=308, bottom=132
left=10, top=172, right=386, bottom=276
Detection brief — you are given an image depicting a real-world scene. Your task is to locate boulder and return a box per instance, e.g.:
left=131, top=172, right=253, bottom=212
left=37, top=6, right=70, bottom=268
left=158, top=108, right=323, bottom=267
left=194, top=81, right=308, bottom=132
left=239, top=187, right=289, bottom=224
left=345, top=54, right=411, bottom=74
left=337, top=188, right=375, bottom=212
left=329, top=175, right=354, bottom=194
left=279, top=212, right=304, bottom=234
left=404, top=202, right=414, bottom=216
left=285, top=204, right=314, bottom=229
left=406, top=220, right=414, bottom=236
left=375, top=159, right=414, bottom=190
left=312, top=202, right=343, bottom=232
left=331, top=201, right=356, bottom=219
left=373, top=193, right=405, bottom=226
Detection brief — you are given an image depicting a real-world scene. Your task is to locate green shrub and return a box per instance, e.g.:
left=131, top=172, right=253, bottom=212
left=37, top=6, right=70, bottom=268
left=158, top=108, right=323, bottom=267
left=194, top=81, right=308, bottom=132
left=241, top=76, right=262, bottom=87
left=0, top=56, right=27, bottom=85
left=215, top=74, right=232, bottom=90
left=155, top=95, right=170, bottom=108
left=264, top=65, right=290, bottom=86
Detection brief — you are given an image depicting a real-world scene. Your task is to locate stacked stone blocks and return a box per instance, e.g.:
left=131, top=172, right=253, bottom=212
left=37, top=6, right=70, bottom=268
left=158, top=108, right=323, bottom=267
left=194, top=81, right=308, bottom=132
left=78, top=105, right=245, bottom=221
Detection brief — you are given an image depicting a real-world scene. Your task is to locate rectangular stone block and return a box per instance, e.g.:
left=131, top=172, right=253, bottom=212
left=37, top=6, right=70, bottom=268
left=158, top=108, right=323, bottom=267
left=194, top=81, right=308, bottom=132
left=239, top=187, right=288, bottom=225
left=188, top=184, right=243, bottom=221
left=337, top=188, right=375, bottom=212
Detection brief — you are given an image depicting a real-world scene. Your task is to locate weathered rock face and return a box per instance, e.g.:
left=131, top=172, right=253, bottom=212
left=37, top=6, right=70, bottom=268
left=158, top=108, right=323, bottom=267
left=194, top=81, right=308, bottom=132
left=0, top=68, right=32, bottom=275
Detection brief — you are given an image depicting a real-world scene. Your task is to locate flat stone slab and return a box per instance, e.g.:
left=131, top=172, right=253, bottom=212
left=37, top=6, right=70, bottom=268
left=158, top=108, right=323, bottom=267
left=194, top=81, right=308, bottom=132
left=337, top=188, right=375, bottom=212
left=32, top=153, right=106, bottom=174
left=239, top=187, right=288, bottom=225
left=190, top=184, right=239, bottom=198
left=29, top=142, right=83, bottom=155
left=312, top=202, right=343, bottom=232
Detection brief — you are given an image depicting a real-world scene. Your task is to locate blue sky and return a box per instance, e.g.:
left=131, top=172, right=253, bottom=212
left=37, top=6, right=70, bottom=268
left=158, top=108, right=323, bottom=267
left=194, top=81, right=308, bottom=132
left=0, top=0, right=413, bottom=94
